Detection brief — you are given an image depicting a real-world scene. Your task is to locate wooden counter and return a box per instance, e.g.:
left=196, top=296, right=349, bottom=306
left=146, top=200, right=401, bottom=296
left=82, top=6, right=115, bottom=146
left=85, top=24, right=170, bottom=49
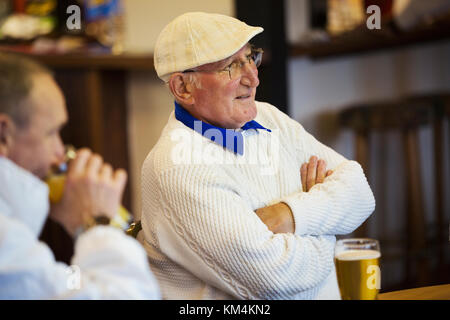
left=379, top=284, right=450, bottom=300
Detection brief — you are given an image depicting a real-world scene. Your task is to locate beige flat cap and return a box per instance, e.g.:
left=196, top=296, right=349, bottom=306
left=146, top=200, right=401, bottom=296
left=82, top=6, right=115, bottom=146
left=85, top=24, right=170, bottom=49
left=154, top=12, right=264, bottom=82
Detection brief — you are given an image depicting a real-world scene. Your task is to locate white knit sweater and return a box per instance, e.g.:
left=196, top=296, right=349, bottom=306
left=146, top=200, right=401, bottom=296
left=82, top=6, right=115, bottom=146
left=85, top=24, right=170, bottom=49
left=141, top=101, right=375, bottom=300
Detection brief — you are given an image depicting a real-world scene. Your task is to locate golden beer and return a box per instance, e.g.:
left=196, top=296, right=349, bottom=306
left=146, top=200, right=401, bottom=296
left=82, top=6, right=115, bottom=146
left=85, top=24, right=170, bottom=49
left=46, top=174, right=66, bottom=204
left=334, top=239, right=381, bottom=300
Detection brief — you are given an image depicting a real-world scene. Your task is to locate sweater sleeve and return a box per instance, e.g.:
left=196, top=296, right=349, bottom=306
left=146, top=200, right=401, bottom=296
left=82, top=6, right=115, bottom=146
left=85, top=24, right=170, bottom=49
left=154, top=166, right=336, bottom=300
left=261, top=103, right=375, bottom=236
left=0, top=214, right=160, bottom=299
left=67, top=226, right=161, bottom=299
left=282, top=160, right=375, bottom=236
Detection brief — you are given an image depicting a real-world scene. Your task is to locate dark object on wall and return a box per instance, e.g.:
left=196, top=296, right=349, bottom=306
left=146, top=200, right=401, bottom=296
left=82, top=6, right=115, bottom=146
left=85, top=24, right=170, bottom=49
left=310, top=0, right=328, bottom=29
left=364, top=0, right=394, bottom=17
left=235, top=0, right=288, bottom=115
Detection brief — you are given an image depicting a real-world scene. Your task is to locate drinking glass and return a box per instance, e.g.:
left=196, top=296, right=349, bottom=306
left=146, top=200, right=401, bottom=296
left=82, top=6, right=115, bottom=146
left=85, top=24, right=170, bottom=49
left=335, top=238, right=381, bottom=300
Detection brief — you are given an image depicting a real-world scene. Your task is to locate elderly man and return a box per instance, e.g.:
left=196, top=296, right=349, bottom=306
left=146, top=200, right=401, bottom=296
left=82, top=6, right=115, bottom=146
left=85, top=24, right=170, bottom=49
left=0, top=53, right=160, bottom=299
left=141, top=12, right=375, bottom=300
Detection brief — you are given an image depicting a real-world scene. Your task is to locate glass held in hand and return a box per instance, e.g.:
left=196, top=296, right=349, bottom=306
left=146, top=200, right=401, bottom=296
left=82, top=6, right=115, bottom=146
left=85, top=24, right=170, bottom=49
left=334, top=238, right=381, bottom=300
left=45, top=145, right=132, bottom=231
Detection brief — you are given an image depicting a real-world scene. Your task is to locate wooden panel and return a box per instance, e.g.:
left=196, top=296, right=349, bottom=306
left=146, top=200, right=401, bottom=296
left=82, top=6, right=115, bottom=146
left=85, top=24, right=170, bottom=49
left=403, top=128, right=428, bottom=286
left=99, top=70, right=131, bottom=208
left=353, top=130, right=370, bottom=238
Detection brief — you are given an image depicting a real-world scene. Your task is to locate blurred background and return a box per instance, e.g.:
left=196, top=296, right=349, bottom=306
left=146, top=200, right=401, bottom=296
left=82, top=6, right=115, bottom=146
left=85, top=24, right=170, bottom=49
left=0, top=0, right=449, bottom=293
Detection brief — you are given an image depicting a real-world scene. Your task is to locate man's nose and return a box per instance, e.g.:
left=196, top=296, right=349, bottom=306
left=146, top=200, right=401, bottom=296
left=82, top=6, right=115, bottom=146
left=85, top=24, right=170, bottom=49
left=53, top=137, right=66, bottom=164
left=240, top=64, right=259, bottom=88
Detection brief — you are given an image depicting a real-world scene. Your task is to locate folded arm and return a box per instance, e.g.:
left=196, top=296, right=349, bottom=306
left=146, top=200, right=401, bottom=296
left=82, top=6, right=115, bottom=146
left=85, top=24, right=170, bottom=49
left=254, top=104, right=375, bottom=236
left=255, top=156, right=333, bottom=234
left=283, top=159, right=375, bottom=236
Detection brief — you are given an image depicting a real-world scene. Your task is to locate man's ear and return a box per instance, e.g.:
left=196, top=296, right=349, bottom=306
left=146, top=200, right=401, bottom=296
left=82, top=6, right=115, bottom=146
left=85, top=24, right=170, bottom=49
left=168, top=73, right=195, bottom=105
left=0, top=114, right=15, bottom=157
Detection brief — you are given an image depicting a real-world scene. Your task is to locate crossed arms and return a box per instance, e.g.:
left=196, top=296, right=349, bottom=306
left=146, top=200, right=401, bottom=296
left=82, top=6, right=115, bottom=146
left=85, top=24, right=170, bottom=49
left=255, top=155, right=333, bottom=234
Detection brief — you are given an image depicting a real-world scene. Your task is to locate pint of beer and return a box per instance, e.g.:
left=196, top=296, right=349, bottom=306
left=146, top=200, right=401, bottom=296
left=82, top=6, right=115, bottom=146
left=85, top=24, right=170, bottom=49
left=334, top=238, right=381, bottom=300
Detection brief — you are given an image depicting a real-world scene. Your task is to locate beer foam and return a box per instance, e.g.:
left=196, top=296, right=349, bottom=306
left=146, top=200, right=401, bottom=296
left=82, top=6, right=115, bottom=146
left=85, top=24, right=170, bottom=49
left=335, top=250, right=381, bottom=261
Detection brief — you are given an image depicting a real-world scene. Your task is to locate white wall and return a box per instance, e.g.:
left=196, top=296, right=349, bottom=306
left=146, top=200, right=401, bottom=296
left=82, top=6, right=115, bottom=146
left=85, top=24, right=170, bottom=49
left=123, top=0, right=235, bottom=218
left=123, top=0, right=235, bottom=53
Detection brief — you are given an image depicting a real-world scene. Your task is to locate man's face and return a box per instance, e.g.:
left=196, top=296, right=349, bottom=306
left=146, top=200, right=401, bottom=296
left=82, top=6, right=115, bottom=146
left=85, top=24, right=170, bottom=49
left=7, top=74, right=67, bottom=179
left=188, top=44, right=260, bottom=129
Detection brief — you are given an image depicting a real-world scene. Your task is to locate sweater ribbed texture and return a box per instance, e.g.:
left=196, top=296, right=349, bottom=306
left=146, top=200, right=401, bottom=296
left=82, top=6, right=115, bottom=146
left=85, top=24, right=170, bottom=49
left=141, top=101, right=375, bottom=300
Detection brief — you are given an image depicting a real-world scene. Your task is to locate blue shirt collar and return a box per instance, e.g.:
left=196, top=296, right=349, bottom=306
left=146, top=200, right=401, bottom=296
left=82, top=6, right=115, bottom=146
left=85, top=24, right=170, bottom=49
left=174, top=101, right=271, bottom=155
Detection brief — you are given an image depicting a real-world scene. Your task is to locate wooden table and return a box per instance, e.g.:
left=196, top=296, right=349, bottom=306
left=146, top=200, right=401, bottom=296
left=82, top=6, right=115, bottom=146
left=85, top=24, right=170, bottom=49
left=378, top=284, right=450, bottom=300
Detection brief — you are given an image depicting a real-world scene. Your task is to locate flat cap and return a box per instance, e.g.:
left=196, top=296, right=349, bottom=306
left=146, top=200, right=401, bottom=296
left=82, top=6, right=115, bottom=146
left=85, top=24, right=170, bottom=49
left=154, top=12, right=263, bottom=82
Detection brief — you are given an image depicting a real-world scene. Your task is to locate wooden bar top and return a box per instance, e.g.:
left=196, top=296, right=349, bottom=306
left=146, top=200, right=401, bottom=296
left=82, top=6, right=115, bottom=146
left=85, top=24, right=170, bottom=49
left=378, top=284, right=450, bottom=300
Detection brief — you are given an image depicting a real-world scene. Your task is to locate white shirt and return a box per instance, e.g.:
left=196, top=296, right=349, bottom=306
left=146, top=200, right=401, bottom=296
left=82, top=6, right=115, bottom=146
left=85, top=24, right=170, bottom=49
left=0, top=156, right=160, bottom=299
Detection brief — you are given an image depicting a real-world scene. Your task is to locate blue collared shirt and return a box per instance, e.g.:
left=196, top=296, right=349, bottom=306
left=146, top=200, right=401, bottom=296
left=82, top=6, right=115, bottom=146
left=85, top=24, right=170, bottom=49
left=174, top=101, right=271, bottom=155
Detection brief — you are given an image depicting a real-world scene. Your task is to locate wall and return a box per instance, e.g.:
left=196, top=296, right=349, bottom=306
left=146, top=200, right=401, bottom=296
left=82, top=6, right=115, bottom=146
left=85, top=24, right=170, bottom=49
left=123, top=0, right=234, bottom=218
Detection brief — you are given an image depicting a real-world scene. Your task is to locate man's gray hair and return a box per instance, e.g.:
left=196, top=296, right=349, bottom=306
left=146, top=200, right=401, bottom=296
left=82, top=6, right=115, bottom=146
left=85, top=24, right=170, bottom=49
left=0, top=53, right=52, bottom=127
left=185, top=72, right=202, bottom=89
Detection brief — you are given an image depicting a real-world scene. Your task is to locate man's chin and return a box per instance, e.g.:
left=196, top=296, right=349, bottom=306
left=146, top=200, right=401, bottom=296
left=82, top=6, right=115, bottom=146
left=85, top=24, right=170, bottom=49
left=236, top=110, right=257, bottom=128
left=38, top=168, right=51, bottom=181
left=244, top=102, right=257, bottom=120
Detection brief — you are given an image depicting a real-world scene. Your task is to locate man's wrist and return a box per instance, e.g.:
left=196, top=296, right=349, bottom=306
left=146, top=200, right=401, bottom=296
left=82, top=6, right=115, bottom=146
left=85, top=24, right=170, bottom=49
left=74, top=215, right=111, bottom=239
left=276, top=202, right=295, bottom=233
left=255, top=202, right=295, bottom=234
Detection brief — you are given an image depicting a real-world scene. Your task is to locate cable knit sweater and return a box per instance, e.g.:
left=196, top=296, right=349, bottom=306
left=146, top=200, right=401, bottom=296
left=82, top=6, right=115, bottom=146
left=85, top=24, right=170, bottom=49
left=141, top=101, right=375, bottom=300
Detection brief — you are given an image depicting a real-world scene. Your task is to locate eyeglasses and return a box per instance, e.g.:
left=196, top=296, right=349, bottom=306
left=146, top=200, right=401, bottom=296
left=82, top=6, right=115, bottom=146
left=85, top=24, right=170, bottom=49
left=184, top=47, right=263, bottom=80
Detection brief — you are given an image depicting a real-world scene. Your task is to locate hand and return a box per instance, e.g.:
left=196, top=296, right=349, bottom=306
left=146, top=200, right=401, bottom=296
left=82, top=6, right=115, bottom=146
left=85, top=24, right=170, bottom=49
left=300, top=156, right=333, bottom=192
left=49, top=148, right=127, bottom=238
left=255, top=202, right=294, bottom=234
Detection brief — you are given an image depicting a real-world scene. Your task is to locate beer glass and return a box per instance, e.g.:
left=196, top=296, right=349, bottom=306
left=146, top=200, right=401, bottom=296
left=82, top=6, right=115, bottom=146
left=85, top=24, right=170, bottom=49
left=334, top=238, right=381, bottom=300
left=45, top=145, right=132, bottom=230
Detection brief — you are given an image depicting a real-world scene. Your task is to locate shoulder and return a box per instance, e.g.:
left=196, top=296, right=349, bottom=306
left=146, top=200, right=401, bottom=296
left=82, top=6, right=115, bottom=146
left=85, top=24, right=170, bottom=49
left=142, top=112, right=190, bottom=173
left=142, top=117, right=222, bottom=183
